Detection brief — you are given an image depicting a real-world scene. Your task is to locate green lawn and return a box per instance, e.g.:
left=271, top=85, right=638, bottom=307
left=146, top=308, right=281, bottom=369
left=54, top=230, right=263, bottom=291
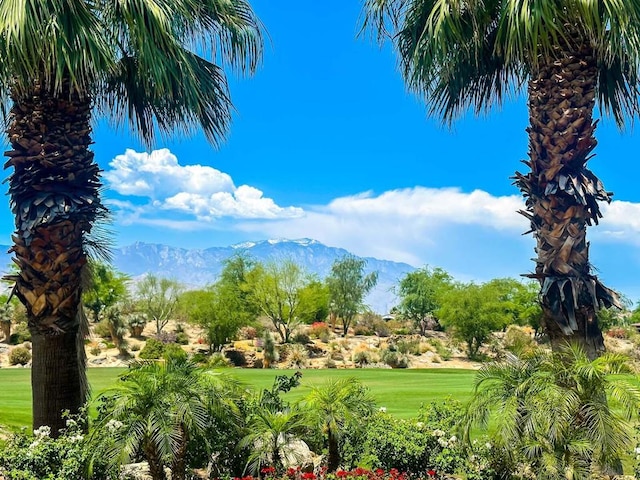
left=0, top=367, right=477, bottom=430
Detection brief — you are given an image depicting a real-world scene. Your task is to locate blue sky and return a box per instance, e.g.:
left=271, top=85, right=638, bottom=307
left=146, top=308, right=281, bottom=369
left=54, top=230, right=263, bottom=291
left=3, top=1, right=640, bottom=299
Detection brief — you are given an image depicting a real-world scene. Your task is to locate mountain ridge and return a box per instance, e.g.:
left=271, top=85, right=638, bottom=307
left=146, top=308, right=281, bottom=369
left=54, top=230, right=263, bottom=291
left=113, top=238, right=415, bottom=313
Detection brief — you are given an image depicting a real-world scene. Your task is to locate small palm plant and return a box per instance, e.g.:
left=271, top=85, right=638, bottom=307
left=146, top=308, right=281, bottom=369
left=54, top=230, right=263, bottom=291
left=304, top=378, right=376, bottom=472
left=464, top=344, right=640, bottom=478
left=92, top=354, right=241, bottom=480
left=238, top=406, right=309, bottom=475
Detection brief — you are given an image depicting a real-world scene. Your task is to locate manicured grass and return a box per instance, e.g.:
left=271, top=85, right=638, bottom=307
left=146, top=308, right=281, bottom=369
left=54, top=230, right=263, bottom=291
left=0, top=367, right=477, bottom=430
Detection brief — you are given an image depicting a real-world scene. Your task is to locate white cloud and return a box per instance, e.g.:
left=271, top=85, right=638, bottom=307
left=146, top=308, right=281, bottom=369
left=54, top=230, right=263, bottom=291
left=104, top=149, right=303, bottom=220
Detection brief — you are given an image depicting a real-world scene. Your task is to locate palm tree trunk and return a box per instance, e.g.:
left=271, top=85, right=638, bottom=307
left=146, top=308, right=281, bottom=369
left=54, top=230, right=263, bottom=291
left=327, top=430, right=340, bottom=472
left=4, top=79, right=104, bottom=432
left=144, top=440, right=168, bottom=480
left=514, top=41, right=619, bottom=359
left=171, top=424, right=189, bottom=480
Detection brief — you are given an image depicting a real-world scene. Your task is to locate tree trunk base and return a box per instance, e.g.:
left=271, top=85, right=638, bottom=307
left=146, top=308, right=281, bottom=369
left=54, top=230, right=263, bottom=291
left=31, top=328, right=83, bottom=434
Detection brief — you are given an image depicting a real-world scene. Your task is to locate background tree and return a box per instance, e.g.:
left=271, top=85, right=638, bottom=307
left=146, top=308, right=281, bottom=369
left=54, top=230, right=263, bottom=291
left=362, top=0, right=640, bottom=359
left=136, top=275, right=183, bottom=334
left=0, top=0, right=263, bottom=432
left=249, top=260, right=314, bottom=343
left=83, top=263, right=129, bottom=324
left=327, top=255, right=378, bottom=337
left=298, top=280, right=331, bottom=324
left=438, top=282, right=513, bottom=359
left=396, top=266, right=453, bottom=335
left=304, top=378, right=376, bottom=472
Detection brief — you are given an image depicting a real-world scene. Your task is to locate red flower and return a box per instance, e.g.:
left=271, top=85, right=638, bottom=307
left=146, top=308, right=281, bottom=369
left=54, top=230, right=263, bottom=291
left=427, top=470, right=437, bottom=477
left=287, top=468, right=297, bottom=477
left=374, top=469, right=384, bottom=477
left=336, top=470, right=348, bottom=478
left=301, top=473, right=316, bottom=480
left=261, top=467, right=276, bottom=475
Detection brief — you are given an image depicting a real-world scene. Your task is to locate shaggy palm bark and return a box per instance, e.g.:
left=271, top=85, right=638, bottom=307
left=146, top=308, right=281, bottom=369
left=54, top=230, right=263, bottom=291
left=144, top=440, right=168, bottom=480
left=327, top=430, right=340, bottom=472
left=4, top=80, right=103, bottom=433
left=514, top=40, right=619, bottom=359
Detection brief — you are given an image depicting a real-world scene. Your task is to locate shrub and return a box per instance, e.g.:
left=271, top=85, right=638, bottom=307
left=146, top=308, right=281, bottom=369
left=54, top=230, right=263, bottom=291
left=286, top=343, right=308, bottom=368
left=309, top=321, right=331, bottom=339
left=9, top=346, right=31, bottom=365
left=373, top=320, right=391, bottom=337
left=138, top=338, right=165, bottom=359
left=238, top=326, right=258, bottom=340
left=93, top=319, right=112, bottom=339
left=504, top=325, right=536, bottom=354
left=176, top=331, right=189, bottom=345
left=89, top=345, right=101, bottom=356
left=353, top=323, right=375, bottom=336
left=291, top=331, right=311, bottom=344
left=154, top=331, right=177, bottom=344
left=396, top=338, right=422, bottom=355
left=208, top=352, right=232, bottom=368
left=0, top=413, right=116, bottom=480
left=381, top=349, right=409, bottom=368
left=130, top=343, right=141, bottom=352
left=9, top=321, right=30, bottom=344
left=262, top=331, right=279, bottom=368
left=428, top=338, right=452, bottom=361
left=606, top=327, right=631, bottom=339
left=325, top=358, right=337, bottom=368
left=163, top=343, right=187, bottom=361
left=353, top=349, right=373, bottom=366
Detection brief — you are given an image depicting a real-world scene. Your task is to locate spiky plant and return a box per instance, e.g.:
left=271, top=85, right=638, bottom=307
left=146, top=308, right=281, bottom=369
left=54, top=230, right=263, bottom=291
left=362, top=0, right=640, bottom=359
left=0, top=0, right=263, bottom=433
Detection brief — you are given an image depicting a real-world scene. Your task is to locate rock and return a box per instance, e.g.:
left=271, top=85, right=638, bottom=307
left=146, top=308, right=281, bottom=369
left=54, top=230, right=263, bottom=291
left=280, top=438, right=317, bottom=472
left=120, top=462, right=172, bottom=480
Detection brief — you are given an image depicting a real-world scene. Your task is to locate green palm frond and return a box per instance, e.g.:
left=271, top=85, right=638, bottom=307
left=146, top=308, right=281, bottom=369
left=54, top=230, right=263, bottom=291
left=362, top=0, right=640, bottom=125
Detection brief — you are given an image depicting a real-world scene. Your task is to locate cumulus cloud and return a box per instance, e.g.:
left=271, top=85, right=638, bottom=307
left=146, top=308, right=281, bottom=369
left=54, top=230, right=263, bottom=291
left=104, top=149, right=304, bottom=220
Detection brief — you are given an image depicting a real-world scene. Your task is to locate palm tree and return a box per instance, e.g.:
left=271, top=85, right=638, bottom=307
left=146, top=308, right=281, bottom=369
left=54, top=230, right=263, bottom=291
left=93, top=355, right=242, bottom=480
left=304, top=378, right=376, bottom=472
left=0, top=0, right=263, bottom=432
left=362, top=0, right=640, bottom=358
left=464, top=345, right=640, bottom=478
left=238, top=406, right=309, bottom=475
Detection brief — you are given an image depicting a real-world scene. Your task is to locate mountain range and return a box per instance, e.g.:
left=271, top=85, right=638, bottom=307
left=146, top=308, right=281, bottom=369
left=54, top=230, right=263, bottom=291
left=112, top=238, right=415, bottom=313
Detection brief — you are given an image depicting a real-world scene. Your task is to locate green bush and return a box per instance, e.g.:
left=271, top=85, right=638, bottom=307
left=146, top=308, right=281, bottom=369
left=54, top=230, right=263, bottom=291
left=0, top=413, right=116, bottom=480
left=291, top=331, right=311, bottom=344
left=138, top=338, right=165, bottom=359
left=9, top=321, right=31, bottom=344
left=93, top=320, right=112, bottom=339
left=353, top=350, right=373, bottom=366
left=396, top=338, right=422, bottom=355
left=163, top=343, right=187, bottom=361
left=176, top=331, right=189, bottom=345
left=380, top=349, right=409, bottom=368
left=9, top=346, right=31, bottom=365
left=503, top=325, right=536, bottom=355
left=428, top=338, right=452, bottom=361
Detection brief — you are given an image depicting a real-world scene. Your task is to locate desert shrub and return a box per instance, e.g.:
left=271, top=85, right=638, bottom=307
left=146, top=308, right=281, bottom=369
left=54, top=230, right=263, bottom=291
left=175, top=323, right=185, bottom=333
left=286, top=343, right=308, bottom=368
left=89, top=345, right=101, bottom=356
left=238, top=326, right=258, bottom=340
left=163, top=343, right=187, bottom=361
left=309, top=321, right=331, bottom=339
left=325, top=358, right=337, bottom=368
left=504, top=325, right=536, bottom=354
left=428, top=338, right=452, bottom=361
left=380, top=349, right=409, bottom=368
left=396, top=338, right=422, bottom=355
left=9, top=321, right=31, bottom=344
left=353, top=349, right=372, bottom=366
left=176, top=331, right=189, bottom=345
left=291, top=331, right=311, bottom=344
left=373, top=320, right=391, bottom=337
left=138, top=338, right=165, bottom=359
left=9, top=346, right=31, bottom=365
left=130, top=343, right=140, bottom=352
left=154, top=331, right=177, bottom=344
left=387, top=320, right=409, bottom=335
left=93, top=319, right=112, bottom=339
left=209, top=352, right=232, bottom=368
left=353, top=323, right=375, bottom=336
